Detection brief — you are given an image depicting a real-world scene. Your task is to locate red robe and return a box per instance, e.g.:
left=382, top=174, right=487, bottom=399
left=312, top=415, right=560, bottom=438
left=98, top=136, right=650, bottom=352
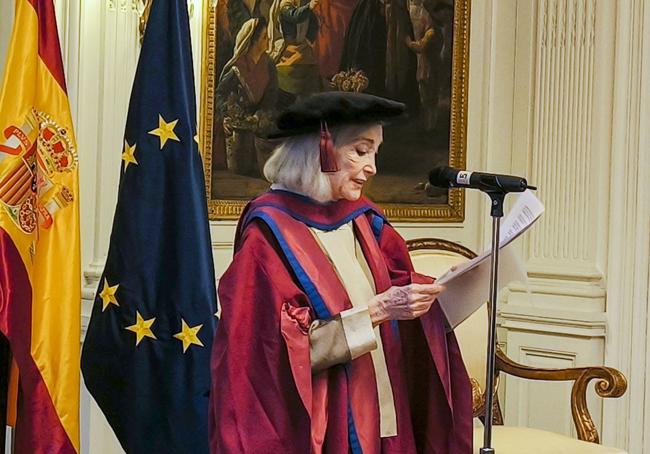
left=209, top=190, right=472, bottom=453
left=313, top=0, right=359, bottom=80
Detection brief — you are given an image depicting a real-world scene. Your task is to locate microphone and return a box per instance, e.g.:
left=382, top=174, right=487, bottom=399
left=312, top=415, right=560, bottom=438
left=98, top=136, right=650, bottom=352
left=428, top=166, right=536, bottom=193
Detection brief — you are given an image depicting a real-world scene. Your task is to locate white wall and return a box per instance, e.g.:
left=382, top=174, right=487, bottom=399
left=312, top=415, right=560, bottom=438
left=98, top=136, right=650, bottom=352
left=491, top=0, right=611, bottom=438
left=466, top=2, right=650, bottom=450
left=1, top=0, right=649, bottom=452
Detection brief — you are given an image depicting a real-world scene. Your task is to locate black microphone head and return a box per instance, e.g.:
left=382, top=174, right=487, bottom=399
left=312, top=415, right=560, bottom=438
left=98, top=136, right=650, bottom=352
left=428, top=166, right=458, bottom=188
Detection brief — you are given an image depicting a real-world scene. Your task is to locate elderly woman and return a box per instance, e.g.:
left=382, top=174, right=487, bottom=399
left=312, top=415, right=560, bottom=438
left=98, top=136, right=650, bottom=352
left=209, top=92, right=472, bottom=453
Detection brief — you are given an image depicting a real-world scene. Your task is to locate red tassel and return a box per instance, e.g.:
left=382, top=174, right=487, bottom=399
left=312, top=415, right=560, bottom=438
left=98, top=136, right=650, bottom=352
left=319, top=120, right=338, bottom=172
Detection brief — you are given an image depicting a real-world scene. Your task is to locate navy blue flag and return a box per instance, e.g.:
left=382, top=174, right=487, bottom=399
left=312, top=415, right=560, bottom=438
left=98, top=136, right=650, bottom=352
left=81, top=1, right=216, bottom=452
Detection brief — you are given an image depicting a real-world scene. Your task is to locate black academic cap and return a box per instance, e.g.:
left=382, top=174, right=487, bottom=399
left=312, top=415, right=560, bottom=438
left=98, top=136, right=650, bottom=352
left=268, top=91, right=406, bottom=139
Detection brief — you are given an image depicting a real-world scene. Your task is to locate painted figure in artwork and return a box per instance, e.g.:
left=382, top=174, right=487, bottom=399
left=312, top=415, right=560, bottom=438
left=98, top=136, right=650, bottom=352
left=406, top=0, right=454, bottom=132
left=269, top=0, right=321, bottom=106
left=339, top=0, right=418, bottom=106
left=311, top=0, right=359, bottom=86
left=216, top=17, right=279, bottom=176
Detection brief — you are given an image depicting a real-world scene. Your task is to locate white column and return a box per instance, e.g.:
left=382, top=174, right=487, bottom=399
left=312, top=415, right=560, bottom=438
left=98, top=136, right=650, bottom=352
left=602, top=0, right=650, bottom=451
left=476, top=0, right=620, bottom=440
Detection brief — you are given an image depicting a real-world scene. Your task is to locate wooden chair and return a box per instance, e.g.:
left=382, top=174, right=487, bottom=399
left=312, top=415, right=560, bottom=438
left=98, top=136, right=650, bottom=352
left=407, top=238, right=628, bottom=454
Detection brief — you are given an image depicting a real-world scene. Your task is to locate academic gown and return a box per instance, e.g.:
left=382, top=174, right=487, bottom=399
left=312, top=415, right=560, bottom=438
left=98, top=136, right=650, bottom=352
left=209, top=190, right=472, bottom=453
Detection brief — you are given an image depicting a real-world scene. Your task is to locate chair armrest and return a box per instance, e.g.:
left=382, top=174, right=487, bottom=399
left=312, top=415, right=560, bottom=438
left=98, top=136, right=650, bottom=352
left=496, top=350, right=627, bottom=444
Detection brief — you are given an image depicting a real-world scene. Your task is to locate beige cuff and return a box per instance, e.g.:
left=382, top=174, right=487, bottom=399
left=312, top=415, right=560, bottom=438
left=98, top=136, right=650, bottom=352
left=340, top=306, right=377, bottom=359
left=309, top=308, right=378, bottom=373
left=309, top=315, right=351, bottom=373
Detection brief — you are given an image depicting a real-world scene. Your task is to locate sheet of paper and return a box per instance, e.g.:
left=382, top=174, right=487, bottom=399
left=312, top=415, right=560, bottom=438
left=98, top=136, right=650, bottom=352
left=435, top=190, right=544, bottom=330
left=436, top=190, right=544, bottom=286
left=437, top=244, right=526, bottom=330
left=499, top=189, right=545, bottom=245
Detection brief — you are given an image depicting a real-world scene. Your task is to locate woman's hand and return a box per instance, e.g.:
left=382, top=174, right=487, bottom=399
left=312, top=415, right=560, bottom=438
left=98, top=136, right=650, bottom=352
left=367, top=283, right=445, bottom=327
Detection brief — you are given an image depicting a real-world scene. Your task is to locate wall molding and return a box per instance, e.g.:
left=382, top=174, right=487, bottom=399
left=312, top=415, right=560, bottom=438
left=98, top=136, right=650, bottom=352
left=499, top=307, right=606, bottom=338
left=502, top=327, right=605, bottom=437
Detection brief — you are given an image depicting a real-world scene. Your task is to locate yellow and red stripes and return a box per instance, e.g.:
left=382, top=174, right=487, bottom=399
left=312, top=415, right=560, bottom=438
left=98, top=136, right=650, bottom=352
left=0, top=163, right=32, bottom=206
left=0, top=229, right=76, bottom=452
left=26, top=0, right=67, bottom=91
left=0, top=0, right=80, bottom=452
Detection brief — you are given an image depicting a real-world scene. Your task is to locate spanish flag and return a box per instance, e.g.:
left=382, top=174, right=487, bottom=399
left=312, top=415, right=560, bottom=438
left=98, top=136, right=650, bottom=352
left=0, top=0, right=80, bottom=452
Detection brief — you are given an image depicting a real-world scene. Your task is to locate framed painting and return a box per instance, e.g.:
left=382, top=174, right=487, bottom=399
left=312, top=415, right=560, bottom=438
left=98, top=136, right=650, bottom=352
left=199, top=0, right=470, bottom=221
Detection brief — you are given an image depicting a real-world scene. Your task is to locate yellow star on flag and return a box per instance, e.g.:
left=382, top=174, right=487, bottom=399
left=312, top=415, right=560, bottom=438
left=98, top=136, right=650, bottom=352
left=148, top=114, right=180, bottom=149
left=125, top=311, right=157, bottom=346
left=174, top=319, right=204, bottom=353
left=99, top=278, right=120, bottom=311
left=122, top=140, right=138, bottom=171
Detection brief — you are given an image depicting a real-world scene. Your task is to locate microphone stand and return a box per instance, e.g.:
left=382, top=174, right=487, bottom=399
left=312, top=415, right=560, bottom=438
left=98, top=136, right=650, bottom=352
left=480, top=190, right=506, bottom=454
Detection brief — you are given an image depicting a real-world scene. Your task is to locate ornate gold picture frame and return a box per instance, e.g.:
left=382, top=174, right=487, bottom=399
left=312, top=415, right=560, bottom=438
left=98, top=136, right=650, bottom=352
left=200, top=0, right=470, bottom=221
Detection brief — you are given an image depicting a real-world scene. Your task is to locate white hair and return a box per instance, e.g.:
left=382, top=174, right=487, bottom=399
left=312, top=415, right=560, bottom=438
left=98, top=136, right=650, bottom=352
left=263, top=123, right=379, bottom=202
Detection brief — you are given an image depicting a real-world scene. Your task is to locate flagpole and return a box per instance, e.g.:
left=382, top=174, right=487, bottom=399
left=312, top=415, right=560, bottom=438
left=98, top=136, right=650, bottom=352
left=7, top=427, right=14, bottom=454
left=0, top=334, right=9, bottom=453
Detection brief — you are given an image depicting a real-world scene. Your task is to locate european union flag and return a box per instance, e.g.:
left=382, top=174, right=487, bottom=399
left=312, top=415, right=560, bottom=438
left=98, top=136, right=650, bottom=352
left=80, top=1, right=216, bottom=452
